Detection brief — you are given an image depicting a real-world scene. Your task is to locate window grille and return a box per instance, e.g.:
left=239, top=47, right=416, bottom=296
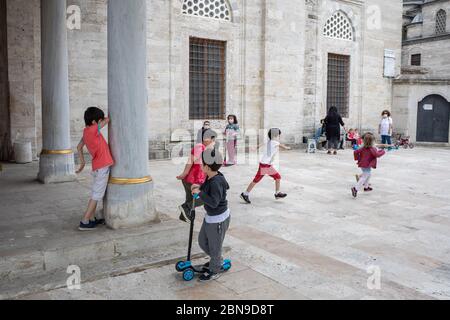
left=436, top=9, right=447, bottom=34
left=327, top=53, right=350, bottom=118
left=323, top=11, right=354, bottom=41
left=189, top=37, right=226, bottom=120
left=182, top=0, right=232, bottom=22
left=411, top=54, right=421, bottom=66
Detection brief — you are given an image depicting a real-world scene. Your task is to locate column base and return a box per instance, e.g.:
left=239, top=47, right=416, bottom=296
left=104, top=182, right=158, bottom=230
left=37, top=153, right=76, bottom=184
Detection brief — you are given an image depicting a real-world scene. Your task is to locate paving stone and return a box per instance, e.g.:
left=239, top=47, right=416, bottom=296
left=1, top=147, right=450, bottom=299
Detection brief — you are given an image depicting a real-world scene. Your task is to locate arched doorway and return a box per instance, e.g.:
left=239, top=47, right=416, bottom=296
left=417, top=94, right=450, bottom=143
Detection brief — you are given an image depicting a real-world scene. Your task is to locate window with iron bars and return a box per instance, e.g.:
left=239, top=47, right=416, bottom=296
left=189, top=37, right=226, bottom=120
left=411, top=53, right=421, bottom=66
left=327, top=53, right=350, bottom=118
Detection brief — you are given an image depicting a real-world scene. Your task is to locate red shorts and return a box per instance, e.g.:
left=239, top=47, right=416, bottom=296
left=253, top=163, right=281, bottom=183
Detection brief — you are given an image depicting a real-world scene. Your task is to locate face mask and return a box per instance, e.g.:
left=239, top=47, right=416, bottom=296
left=228, top=119, right=234, bottom=124
left=383, top=115, right=388, bottom=118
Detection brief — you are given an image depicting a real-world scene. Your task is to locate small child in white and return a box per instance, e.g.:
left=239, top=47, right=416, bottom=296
left=240, top=128, right=291, bottom=204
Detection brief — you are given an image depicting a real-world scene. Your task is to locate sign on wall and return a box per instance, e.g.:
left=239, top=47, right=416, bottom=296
left=383, top=49, right=396, bottom=78
left=423, top=104, right=433, bottom=111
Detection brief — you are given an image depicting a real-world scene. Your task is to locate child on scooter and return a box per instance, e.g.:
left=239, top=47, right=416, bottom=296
left=191, top=149, right=230, bottom=282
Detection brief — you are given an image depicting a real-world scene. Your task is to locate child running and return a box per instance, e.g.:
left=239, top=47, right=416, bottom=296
left=177, top=129, right=217, bottom=223
left=351, top=133, right=385, bottom=198
left=191, top=149, right=230, bottom=282
left=240, top=128, right=291, bottom=204
left=76, top=107, right=114, bottom=231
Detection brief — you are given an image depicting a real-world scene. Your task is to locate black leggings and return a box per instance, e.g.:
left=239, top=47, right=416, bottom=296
left=328, top=137, right=339, bottom=150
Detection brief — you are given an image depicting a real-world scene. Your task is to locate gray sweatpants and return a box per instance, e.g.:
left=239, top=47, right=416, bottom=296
left=198, top=217, right=231, bottom=274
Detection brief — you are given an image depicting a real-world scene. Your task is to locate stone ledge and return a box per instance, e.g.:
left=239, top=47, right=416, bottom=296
left=0, top=218, right=232, bottom=300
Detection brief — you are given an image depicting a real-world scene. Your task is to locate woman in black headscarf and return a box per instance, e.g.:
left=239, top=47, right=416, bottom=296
left=324, top=106, right=345, bottom=155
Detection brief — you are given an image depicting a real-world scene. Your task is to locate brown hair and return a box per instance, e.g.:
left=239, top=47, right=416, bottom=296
left=363, top=133, right=375, bottom=148
left=381, top=110, right=391, bottom=117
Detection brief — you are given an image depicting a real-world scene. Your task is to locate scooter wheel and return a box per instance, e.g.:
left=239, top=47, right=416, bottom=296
left=176, top=261, right=185, bottom=272
left=223, top=260, right=232, bottom=271
left=183, top=268, right=195, bottom=281
left=409, top=144, right=415, bottom=149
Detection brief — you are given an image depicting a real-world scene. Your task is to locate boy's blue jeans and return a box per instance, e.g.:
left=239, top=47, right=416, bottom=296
left=381, top=135, right=392, bottom=145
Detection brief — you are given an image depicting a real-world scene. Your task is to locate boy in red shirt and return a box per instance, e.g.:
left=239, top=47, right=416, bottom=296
left=177, top=129, right=217, bottom=222
left=351, top=133, right=385, bottom=198
left=76, top=107, right=114, bottom=231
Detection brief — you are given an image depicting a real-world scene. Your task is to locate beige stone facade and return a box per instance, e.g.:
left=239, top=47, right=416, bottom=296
left=393, top=0, right=450, bottom=144
left=0, top=0, right=404, bottom=159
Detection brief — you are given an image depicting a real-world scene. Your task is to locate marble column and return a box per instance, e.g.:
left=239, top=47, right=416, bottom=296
left=104, top=0, right=157, bottom=229
left=38, top=0, right=75, bottom=184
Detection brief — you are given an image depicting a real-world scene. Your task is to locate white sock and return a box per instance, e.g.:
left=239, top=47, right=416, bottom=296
left=243, top=191, right=249, bottom=196
left=81, top=220, right=90, bottom=225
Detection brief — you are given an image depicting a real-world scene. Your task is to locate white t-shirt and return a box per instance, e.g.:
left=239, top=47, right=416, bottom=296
left=260, top=140, right=280, bottom=165
left=380, top=117, right=393, bottom=136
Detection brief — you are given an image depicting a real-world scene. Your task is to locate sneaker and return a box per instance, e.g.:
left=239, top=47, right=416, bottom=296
left=275, top=192, right=287, bottom=200
left=351, top=187, right=358, bottom=198
left=201, top=262, right=210, bottom=272
left=333, top=151, right=337, bottom=155
left=355, top=174, right=360, bottom=182
left=201, top=262, right=228, bottom=273
left=91, top=217, right=106, bottom=226
left=199, top=271, right=221, bottom=282
left=364, top=187, right=373, bottom=192
left=327, top=151, right=332, bottom=155
left=79, top=221, right=97, bottom=231
left=240, top=193, right=251, bottom=204
left=178, top=204, right=193, bottom=223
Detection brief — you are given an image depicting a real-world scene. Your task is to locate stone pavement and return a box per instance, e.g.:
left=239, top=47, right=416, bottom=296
left=1, top=147, right=450, bottom=300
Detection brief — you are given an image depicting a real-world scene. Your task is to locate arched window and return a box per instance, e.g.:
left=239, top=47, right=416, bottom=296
left=323, top=11, right=354, bottom=41
left=436, top=9, right=447, bottom=34
left=182, top=0, right=232, bottom=22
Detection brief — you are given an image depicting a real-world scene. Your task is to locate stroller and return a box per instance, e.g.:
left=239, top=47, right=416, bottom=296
left=395, top=134, right=415, bottom=149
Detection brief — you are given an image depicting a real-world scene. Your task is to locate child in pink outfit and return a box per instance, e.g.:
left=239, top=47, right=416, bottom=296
left=223, top=115, right=240, bottom=166
left=351, top=133, right=385, bottom=198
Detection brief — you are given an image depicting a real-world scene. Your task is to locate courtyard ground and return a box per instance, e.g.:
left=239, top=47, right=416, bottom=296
left=1, top=146, right=450, bottom=300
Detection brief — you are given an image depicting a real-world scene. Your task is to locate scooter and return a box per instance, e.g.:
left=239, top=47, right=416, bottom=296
left=175, top=195, right=232, bottom=281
